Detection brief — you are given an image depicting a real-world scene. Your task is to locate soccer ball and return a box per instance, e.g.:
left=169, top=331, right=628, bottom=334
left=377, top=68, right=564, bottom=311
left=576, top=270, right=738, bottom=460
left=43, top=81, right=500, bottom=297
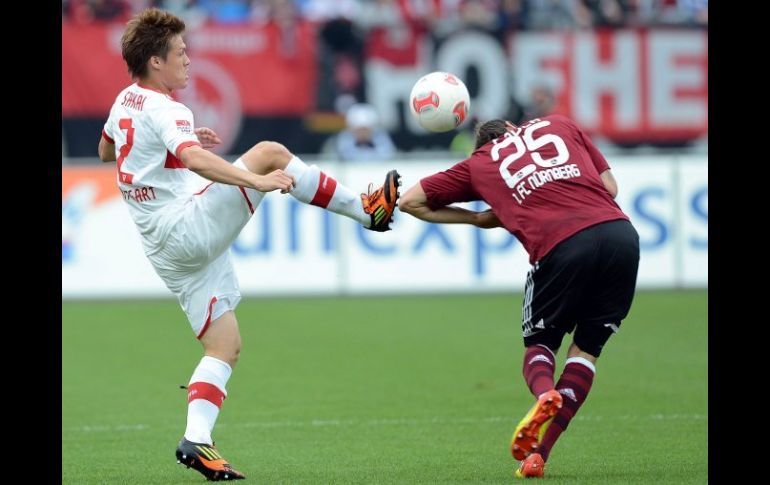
left=409, top=71, right=471, bottom=133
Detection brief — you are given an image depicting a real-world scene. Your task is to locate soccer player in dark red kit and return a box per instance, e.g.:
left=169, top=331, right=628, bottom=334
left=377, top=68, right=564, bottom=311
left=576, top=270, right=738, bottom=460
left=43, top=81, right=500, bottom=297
left=399, top=114, right=640, bottom=478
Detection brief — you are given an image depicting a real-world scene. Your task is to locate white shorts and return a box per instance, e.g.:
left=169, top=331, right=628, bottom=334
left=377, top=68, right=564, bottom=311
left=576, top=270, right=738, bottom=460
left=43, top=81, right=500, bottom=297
left=147, top=159, right=265, bottom=337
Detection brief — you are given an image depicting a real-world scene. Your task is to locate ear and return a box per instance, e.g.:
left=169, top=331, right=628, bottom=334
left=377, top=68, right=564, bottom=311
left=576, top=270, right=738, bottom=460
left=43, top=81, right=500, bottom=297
left=149, top=55, right=163, bottom=71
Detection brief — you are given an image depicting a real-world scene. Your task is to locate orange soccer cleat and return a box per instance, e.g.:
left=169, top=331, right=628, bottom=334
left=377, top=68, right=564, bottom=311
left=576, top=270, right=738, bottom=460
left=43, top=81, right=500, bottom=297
left=514, top=452, right=545, bottom=478
left=176, top=438, right=245, bottom=481
left=361, top=170, right=401, bottom=232
left=511, top=389, right=562, bottom=461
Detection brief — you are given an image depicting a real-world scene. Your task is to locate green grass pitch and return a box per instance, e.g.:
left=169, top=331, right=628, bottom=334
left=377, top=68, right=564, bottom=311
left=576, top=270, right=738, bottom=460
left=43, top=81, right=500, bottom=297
left=63, top=290, right=707, bottom=484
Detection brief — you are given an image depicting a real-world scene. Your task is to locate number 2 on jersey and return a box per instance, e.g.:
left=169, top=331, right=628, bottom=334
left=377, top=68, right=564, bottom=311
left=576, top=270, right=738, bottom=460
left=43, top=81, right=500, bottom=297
left=117, top=118, right=135, bottom=184
left=491, top=120, right=569, bottom=189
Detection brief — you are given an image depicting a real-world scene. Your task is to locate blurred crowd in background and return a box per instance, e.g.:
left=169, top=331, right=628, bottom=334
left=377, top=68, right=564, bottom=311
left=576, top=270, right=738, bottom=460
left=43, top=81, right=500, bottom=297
left=62, top=0, right=707, bottom=161
left=62, top=0, right=708, bottom=30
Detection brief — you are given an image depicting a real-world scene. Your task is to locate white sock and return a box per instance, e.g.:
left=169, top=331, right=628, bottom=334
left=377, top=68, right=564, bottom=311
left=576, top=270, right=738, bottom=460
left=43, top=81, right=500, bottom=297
left=184, top=356, right=232, bottom=445
left=565, top=356, right=596, bottom=374
left=284, top=156, right=369, bottom=226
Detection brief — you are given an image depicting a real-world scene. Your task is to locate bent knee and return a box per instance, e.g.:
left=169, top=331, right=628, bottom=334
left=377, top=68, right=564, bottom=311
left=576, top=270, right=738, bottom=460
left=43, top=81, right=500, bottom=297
left=244, top=141, right=291, bottom=169
left=254, top=140, right=289, bottom=156
left=216, top=345, right=241, bottom=369
left=204, top=342, right=241, bottom=369
left=227, top=346, right=241, bottom=368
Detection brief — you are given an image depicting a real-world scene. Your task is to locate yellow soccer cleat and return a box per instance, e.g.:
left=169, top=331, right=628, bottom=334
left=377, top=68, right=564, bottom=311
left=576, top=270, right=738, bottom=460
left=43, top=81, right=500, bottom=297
left=511, top=389, right=562, bottom=461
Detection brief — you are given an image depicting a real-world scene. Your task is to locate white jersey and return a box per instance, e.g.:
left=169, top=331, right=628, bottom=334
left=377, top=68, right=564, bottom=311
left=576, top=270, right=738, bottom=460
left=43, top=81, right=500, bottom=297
left=103, top=83, right=210, bottom=253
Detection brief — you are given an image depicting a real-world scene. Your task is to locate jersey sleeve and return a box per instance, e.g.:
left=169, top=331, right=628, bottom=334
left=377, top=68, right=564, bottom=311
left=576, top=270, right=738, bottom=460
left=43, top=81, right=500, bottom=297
left=577, top=125, right=610, bottom=173
left=151, top=103, right=201, bottom=158
left=419, top=159, right=480, bottom=210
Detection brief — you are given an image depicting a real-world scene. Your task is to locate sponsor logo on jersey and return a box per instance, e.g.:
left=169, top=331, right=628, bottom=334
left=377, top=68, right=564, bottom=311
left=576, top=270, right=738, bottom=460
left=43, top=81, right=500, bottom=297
left=176, top=120, right=193, bottom=134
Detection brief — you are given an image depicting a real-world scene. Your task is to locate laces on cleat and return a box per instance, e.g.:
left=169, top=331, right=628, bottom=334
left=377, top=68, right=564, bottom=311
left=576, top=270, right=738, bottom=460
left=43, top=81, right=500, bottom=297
left=361, top=170, right=401, bottom=232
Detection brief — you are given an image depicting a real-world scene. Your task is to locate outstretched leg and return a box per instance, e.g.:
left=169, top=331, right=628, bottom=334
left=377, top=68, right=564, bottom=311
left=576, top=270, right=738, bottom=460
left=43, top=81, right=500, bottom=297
left=239, top=141, right=400, bottom=231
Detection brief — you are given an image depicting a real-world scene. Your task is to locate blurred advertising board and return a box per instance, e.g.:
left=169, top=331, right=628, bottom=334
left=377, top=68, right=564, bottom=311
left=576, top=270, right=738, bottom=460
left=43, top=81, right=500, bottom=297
left=63, top=26, right=706, bottom=155
left=63, top=157, right=707, bottom=298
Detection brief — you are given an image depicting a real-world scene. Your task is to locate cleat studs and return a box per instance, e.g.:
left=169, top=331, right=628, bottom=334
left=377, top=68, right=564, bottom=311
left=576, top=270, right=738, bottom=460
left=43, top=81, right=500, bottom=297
left=518, top=433, right=524, bottom=439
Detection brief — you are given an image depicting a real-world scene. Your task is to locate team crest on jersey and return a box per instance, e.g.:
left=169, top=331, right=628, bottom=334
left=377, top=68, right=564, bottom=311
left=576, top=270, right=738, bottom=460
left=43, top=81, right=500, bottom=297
left=175, top=120, right=193, bottom=134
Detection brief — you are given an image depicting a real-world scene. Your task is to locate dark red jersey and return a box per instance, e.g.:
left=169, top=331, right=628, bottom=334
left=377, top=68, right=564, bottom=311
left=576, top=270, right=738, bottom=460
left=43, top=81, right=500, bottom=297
left=420, top=114, right=628, bottom=263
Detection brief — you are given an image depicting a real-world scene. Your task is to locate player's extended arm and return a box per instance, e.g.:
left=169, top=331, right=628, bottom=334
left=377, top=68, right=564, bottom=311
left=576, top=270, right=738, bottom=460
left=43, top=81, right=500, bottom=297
left=180, top=145, right=295, bottom=193
left=98, top=136, right=116, bottom=162
left=399, top=183, right=502, bottom=228
left=600, top=169, right=618, bottom=198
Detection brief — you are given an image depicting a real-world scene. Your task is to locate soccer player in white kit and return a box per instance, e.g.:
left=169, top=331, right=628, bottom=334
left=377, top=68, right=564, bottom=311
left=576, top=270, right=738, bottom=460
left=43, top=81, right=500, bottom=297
left=97, top=8, right=401, bottom=481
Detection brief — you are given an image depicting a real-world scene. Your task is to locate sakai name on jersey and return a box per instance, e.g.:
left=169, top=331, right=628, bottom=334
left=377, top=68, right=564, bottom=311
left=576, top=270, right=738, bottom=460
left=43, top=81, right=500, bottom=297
left=121, top=91, right=146, bottom=111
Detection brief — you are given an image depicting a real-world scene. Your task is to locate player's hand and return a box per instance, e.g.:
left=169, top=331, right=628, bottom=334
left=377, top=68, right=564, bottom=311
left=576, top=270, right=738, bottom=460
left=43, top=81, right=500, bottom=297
left=256, top=169, right=296, bottom=193
left=475, top=209, right=503, bottom=229
left=194, top=127, right=222, bottom=149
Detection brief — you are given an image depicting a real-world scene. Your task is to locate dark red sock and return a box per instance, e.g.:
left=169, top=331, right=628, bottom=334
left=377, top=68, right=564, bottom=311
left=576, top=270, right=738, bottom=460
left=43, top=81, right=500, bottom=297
left=539, top=358, right=595, bottom=461
left=522, top=344, right=556, bottom=398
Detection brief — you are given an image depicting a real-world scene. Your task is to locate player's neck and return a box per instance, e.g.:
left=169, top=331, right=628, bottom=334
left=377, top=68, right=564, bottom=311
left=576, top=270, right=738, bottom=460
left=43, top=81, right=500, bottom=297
left=136, top=78, right=172, bottom=95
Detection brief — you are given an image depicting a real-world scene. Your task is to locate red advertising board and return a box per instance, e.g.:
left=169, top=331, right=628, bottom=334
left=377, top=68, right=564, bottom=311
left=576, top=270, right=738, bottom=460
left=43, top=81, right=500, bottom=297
left=62, top=22, right=318, bottom=116
left=63, top=24, right=706, bottom=144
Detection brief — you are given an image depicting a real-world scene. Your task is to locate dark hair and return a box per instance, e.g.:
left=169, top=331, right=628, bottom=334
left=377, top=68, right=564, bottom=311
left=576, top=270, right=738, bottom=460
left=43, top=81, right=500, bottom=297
left=474, top=119, right=509, bottom=150
left=121, top=8, right=185, bottom=79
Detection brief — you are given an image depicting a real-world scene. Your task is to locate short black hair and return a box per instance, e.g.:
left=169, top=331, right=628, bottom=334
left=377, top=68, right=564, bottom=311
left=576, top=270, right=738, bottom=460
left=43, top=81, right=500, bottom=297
left=474, top=119, right=509, bottom=149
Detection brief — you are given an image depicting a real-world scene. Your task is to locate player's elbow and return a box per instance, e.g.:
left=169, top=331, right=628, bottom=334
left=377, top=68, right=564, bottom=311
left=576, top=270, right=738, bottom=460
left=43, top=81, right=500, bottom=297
left=604, top=179, right=618, bottom=198
left=600, top=170, right=618, bottom=198
left=398, top=192, right=419, bottom=215
left=180, top=146, right=207, bottom=172
left=98, top=138, right=116, bottom=162
left=397, top=196, right=409, bottom=214
left=98, top=147, right=114, bottom=163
